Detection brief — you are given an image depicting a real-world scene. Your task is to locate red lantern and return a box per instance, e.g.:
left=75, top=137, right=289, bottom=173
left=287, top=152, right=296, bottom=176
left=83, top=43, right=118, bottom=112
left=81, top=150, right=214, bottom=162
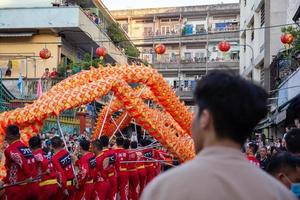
left=39, top=48, right=51, bottom=59
left=218, top=41, right=231, bottom=52
left=96, top=47, right=107, bottom=57
left=155, top=44, right=166, bottom=54
left=280, top=33, right=294, bottom=45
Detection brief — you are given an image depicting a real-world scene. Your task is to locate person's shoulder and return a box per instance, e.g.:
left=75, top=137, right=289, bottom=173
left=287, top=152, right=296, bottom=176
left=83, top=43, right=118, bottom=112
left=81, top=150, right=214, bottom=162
left=141, top=159, right=206, bottom=200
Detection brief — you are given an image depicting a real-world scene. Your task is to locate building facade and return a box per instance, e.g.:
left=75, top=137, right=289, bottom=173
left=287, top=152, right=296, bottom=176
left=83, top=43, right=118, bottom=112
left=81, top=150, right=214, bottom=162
left=111, top=3, right=240, bottom=104
left=0, top=0, right=129, bottom=79
left=239, top=0, right=300, bottom=90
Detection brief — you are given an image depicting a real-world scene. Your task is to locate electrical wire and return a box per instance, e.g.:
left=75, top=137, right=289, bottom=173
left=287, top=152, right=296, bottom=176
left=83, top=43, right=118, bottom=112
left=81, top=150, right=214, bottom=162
left=0, top=22, right=297, bottom=45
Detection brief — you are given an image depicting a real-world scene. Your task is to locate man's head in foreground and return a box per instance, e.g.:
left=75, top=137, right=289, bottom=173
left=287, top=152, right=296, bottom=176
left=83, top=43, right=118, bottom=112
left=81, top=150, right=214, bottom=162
left=287, top=94, right=300, bottom=128
left=5, top=125, right=20, bottom=144
left=268, top=151, right=300, bottom=189
left=192, top=71, right=268, bottom=153
left=285, top=128, right=300, bottom=156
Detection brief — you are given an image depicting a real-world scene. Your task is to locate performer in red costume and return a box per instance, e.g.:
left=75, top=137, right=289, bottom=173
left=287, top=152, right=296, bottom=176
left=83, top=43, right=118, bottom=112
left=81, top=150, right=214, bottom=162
left=1, top=125, right=39, bottom=200
left=51, top=136, right=75, bottom=200
left=141, top=139, right=156, bottom=184
left=99, top=135, right=118, bottom=200
left=114, top=137, right=129, bottom=200
left=153, top=148, right=165, bottom=176
left=74, top=139, right=95, bottom=200
left=29, top=135, right=59, bottom=200
left=128, top=141, right=140, bottom=200
left=92, top=139, right=109, bottom=200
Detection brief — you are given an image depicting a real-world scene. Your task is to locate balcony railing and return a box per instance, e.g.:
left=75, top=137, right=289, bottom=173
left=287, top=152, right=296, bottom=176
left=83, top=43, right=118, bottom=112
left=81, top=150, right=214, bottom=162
left=2, top=78, right=63, bottom=99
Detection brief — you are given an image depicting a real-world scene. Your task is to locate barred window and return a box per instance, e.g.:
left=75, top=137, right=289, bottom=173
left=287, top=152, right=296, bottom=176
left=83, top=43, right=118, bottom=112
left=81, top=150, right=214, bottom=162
left=260, top=4, right=265, bottom=27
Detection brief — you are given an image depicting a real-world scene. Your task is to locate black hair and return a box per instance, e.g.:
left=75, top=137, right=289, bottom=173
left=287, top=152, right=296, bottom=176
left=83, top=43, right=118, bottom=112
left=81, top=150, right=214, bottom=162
left=130, top=141, right=138, bottom=149
left=140, top=139, right=148, bottom=147
left=194, top=71, right=268, bottom=145
left=267, top=151, right=300, bottom=175
left=51, top=136, right=63, bottom=149
left=80, top=139, right=90, bottom=151
left=248, top=142, right=258, bottom=154
left=92, top=139, right=103, bottom=151
left=29, top=136, right=42, bottom=149
left=286, top=94, right=300, bottom=125
left=5, top=125, right=20, bottom=140
left=116, top=137, right=124, bottom=146
left=285, top=128, right=300, bottom=154
left=99, top=135, right=109, bottom=147
left=123, top=139, right=130, bottom=149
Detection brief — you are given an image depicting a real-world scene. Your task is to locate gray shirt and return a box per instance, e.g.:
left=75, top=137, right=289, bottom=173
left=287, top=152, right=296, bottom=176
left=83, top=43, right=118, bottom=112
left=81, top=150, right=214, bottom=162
left=141, top=146, right=297, bottom=200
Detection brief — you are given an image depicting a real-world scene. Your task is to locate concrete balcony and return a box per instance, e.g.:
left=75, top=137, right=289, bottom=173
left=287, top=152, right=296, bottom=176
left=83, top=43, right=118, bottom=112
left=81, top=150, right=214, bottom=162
left=0, top=6, right=127, bottom=64
left=134, top=31, right=240, bottom=45
left=154, top=60, right=239, bottom=72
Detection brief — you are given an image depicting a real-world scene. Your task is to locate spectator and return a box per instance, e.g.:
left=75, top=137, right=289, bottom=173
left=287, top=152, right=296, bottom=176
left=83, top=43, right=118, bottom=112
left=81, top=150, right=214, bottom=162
left=258, top=146, right=270, bottom=171
left=42, top=68, right=50, bottom=79
left=246, top=142, right=260, bottom=167
left=141, top=71, right=295, bottom=200
left=267, top=151, right=300, bottom=198
left=49, top=68, right=59, bottom=79
left=285, top=128, right=300, bottom=157
left=287, top=94, right=300, bottom=128
left=5, top=66, right=11, bottom=77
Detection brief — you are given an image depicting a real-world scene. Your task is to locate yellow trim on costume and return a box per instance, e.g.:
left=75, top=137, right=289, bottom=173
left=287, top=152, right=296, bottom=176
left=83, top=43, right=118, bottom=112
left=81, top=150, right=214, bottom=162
left=39, top=179, right=58, bottom=187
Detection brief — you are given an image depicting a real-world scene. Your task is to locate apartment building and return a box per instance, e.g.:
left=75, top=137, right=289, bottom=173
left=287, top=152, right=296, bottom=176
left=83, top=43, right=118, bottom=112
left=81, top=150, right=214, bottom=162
left=111, top=3, right=240, bottom=104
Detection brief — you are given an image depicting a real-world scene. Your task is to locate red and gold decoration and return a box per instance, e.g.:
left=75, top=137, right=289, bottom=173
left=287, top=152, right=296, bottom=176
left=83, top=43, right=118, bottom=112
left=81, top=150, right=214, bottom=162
left=39, top=48, right=51, bottom=59
left=280, top=33, right=294, bottom=45
left=218, top=40, right=231, bottom=52
left=96, top=47, right=107, bottom=57
left=0, top=64, right=194, bottom=165
left=154, top=44, right=166, bottom=54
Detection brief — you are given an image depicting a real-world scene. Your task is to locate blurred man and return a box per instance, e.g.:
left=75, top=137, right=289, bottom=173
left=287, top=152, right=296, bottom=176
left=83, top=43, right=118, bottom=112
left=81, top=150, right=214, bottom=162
left=128, top=141, right=140, bottom=200
left=99, top=135, right=118, bottom=200
left=115, top=137, right=129, bottom=200
left=285, top=129, right=300, bottom=157
left=74, top=139, right=95, bottom=200
left=51, top=136, right=75, bottom=200
left=29, top=135, right=59, bottom=200
left=141, top=71, right=296, bottom=200
left=258, top=146, right=270, bottom=171
left=91, top=139, right=109, bottom=200
left=268, top=152, right=300, bottom=198
left=1, top=125, right=39, bottom=200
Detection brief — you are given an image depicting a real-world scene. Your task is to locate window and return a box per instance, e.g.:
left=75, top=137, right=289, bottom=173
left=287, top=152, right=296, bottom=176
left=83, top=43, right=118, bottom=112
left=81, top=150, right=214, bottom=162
left=260, top=3, right=265, bottom=27
left=144, top=27, right=153, bottom=36
left=161, top=26, right=170, bottom=35
left=244, top=0, right=247, bottom=6
left=250, top=21, right=254, bottom=41
left=196, top=24, right=205, bottom=33
left=184, top=52, right=192, bottom=60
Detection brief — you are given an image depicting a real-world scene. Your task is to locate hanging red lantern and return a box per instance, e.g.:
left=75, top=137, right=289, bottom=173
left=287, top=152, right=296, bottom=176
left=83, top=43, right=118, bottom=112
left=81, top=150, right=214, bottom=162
left=96, top=47, right=107, bottom=57
left=155, top=44, right=166, bottom=54
left=280, top=33, right=294, bottom=45
left=218, top=41, right=231, bottom=52
left=39, top=48, right=51, bottom=59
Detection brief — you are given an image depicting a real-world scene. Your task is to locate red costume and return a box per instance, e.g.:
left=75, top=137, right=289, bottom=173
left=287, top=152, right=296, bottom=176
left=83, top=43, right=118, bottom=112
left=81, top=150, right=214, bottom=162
left=3, top=140, right=39, bottom=200
left=33, top=148, right=59, bottom=200
left=75, top=152, right=95, bottom=200
left=136, top=150, right=147, bottom=196
left=51, top=149, right=75, bottom=200
left=115, top=147, right=129, bottom=200
left=93, top=152, right=109, bottom=200
left=142, top=148, right=156, bottom=184
left=102, top=148, right=118, bottom=200
left=153, top=149, right=165, bottom=176
left=128, top=150, right=139, bottom=200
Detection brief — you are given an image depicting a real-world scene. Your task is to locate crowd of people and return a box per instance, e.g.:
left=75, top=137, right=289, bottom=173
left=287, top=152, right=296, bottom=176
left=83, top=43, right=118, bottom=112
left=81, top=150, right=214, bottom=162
left=0, top=125, right=174, bottom=200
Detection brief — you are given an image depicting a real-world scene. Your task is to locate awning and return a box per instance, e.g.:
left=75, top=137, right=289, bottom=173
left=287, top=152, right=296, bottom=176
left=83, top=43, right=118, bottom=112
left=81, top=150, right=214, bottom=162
left=0, top=33, right=34, bottom=37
